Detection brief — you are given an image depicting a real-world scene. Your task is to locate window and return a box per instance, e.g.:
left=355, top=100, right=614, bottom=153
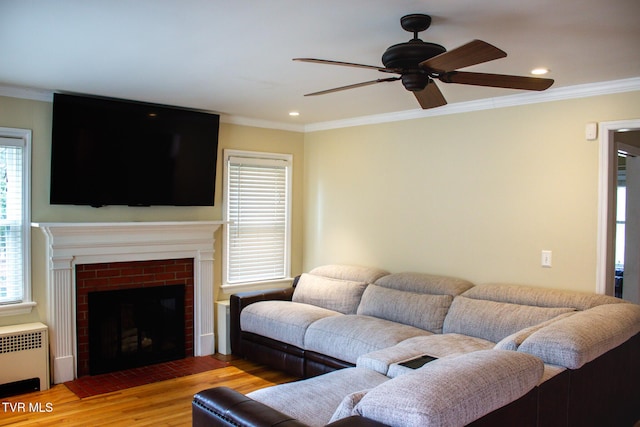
left=223, top=150, right=292, bottom=286
left=0, top=128, right=32, bottom=315
left=615, top=185, right=626, bottom=267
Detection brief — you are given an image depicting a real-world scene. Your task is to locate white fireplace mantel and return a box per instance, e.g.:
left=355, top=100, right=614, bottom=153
left=32, top=221, right=224, bottom=384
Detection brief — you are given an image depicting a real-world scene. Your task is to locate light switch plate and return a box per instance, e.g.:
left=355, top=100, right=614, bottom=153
left=586, top=122, right=598, bottom=140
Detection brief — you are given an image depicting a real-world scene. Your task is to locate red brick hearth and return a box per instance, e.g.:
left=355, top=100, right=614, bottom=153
left=75, top=258, right=194, bottom=377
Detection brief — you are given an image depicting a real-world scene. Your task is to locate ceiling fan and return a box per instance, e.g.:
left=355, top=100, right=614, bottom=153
left=293, top=14, right=554, bottom=109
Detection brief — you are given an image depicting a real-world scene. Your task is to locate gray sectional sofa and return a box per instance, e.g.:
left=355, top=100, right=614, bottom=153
left=194, top=265, right=640, bottom=427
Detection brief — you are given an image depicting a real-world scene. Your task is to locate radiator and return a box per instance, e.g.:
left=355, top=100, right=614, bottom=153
left=0, top=322, right=50, bottom=391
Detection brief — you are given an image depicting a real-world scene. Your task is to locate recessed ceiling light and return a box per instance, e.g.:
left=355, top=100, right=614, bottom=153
left=531, top=68, right=549, bottom=75
left=289, top=111, right=300, bottom=117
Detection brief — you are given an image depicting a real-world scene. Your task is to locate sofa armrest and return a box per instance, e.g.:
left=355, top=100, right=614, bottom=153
left=230, top=285, right=296, bottom=356
left=325, top=416, right=390, bottom=427
left=517, top=302, right=640, bottom=369
left=193, top=387, right=306, bottom=427
left=193, top=387, right=389, bottom=427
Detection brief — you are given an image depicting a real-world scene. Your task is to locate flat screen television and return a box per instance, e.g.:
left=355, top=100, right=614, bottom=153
left=50, top=93, right=219, bottom=207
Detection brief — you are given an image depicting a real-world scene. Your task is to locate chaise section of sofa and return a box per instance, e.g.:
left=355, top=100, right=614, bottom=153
left=193, top=350, right=544, bottom=427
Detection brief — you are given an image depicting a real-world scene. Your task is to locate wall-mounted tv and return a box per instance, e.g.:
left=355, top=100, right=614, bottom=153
left=50, top=93, right=219, bottom=207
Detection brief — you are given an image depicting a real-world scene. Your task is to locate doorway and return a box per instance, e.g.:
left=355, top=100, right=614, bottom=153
left=597, top=120, right=640, bottom=303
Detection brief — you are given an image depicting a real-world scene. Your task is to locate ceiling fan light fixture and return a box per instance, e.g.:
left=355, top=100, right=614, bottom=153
left=401, top=73, right=429, bottom=91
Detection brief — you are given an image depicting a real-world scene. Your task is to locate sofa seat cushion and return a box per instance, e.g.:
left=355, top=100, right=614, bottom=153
left=356, top=285, right=453, bottom=333
left=443, top=296, right=576, bottom=343
left=241, top=300, right=341, bottom=348
left=357, top=333, right=495, bottom=376
left=351, top=350, right=544, bottom=427
left=247, top=367, right=389, bottom=427
left=304, top=315, right=432, bottom=364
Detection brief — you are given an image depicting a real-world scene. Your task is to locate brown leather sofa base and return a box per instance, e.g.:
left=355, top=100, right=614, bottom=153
left=240, top=332, right=305, bottom=378
left=305, top=351, right=354, bottom=377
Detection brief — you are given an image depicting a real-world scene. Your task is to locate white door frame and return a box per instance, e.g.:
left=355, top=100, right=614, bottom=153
left=596, top=119, right=640, bottom=294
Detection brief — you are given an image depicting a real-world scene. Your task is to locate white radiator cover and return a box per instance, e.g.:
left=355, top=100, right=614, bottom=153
left=0, top=322, right=50, bottom=391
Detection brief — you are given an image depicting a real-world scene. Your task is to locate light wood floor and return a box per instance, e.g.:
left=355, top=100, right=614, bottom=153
left=0, top=357, right=296, bottom=427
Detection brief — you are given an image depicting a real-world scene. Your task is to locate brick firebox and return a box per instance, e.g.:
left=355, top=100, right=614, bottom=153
left=75, top=258, right=194, bottom=377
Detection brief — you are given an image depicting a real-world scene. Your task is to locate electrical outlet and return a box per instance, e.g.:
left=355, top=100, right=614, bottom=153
left=541, top=250, right=552, bottom=268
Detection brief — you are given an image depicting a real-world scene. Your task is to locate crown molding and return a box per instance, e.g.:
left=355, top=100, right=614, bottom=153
left=220, top=114, right=305, bottom=133
left=0, top=85, right=53, bottom=102
left=304, top=77, right=640, bottom=132
left=2, top=77, right=639, bottom=133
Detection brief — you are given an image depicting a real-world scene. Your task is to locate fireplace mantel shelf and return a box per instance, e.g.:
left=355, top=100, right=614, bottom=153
left=32, top=220, right=226, bottom=228
left=32, top=220, right=224, bottom=384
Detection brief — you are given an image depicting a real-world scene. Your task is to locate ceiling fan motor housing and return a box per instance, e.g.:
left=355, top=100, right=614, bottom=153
left=382, top=40, right=446, bottom=91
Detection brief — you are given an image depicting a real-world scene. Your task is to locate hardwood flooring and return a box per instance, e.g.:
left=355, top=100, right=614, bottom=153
left=0, top=357, right=296, bottom=427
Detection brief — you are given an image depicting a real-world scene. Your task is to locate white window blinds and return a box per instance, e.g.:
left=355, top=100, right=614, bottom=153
left=0, top=137, right=27, bottom=305
left=225, top=153, right=291, bottom=285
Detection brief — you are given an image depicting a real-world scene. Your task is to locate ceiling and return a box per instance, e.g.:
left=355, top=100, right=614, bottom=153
left=1, top=0, right=639, bottom=127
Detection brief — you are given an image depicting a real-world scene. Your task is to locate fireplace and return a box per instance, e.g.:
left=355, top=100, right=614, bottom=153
left=32, top=221, right=223, bottom=384
left=75, top=258, right=195, bottom=377
left=88, top=284, right=185, bottom=374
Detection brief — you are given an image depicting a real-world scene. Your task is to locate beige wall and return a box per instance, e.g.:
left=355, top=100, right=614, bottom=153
left=2, top=90, right=640, bottom=327
left=0, top=95, right=305, bottom=326
left=303, top=91, right=640, bottom=292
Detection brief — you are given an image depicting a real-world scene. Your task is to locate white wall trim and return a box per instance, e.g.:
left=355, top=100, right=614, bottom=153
left=596, top=119, right=640, bottom=295
left=0, top=85, right=53, bottom=102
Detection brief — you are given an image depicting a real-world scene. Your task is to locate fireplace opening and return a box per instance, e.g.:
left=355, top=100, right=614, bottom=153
left=88, top=284, right=185, bottom=375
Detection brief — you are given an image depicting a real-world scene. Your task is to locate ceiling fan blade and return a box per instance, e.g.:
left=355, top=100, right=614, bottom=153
left=413, top=80, right=447, bottom=109
left=304, top=77, right=401, bottom=96
left=439, top=71, right=554, bottom=91
left=420, top=40, right=507, bottom=73
left=293, top=58, right=399, bottom=73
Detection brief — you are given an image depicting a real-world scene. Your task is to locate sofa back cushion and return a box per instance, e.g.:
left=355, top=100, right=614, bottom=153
left=357, top=285, right=453, bottom=333
left=443, top=296, right=576, bottom=343
left=309, top=264, right=389, bottom=284
left=374, top=272, right=474, bottom=296
left=461, top=283, right=623, bottom=310
left=293, top=273, right=368, bottom=314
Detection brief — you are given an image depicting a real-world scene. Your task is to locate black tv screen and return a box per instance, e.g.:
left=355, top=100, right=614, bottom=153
left=50, top=93, right=219, bottom=207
